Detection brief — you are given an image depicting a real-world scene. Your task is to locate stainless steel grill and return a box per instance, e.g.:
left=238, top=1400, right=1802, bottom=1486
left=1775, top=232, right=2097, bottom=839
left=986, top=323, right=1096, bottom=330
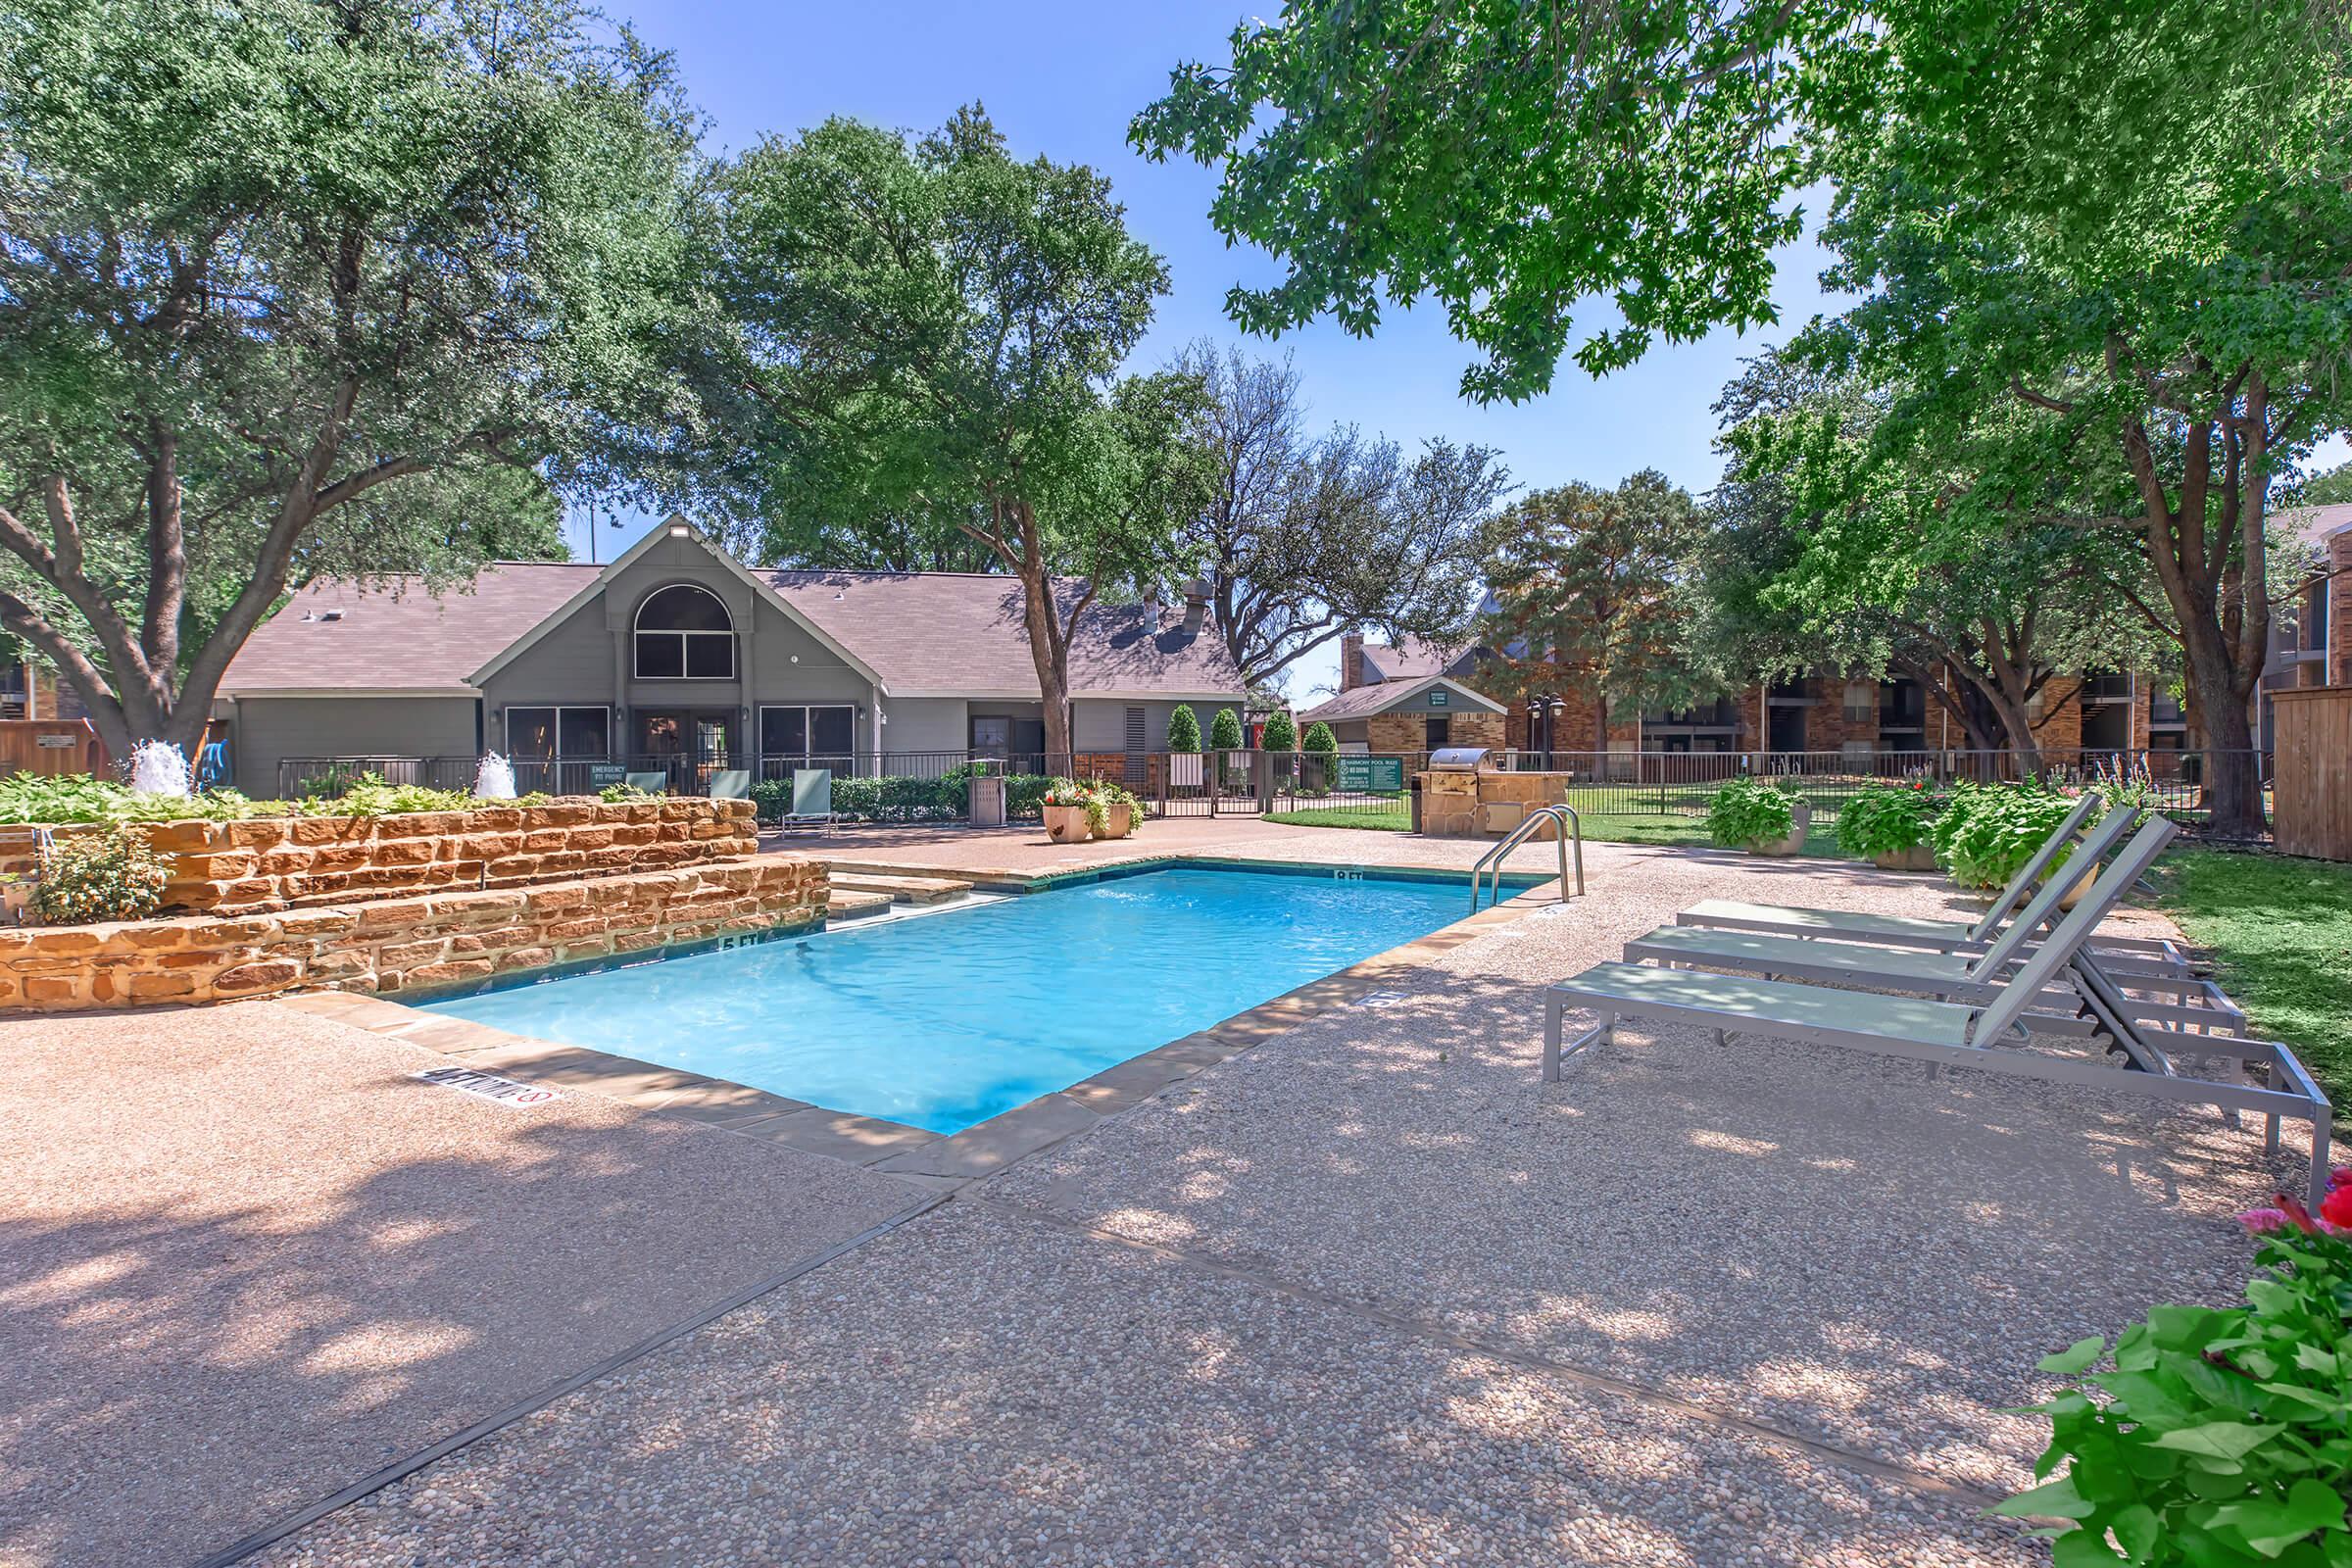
left=1428, top=746, right=1494, bottom=772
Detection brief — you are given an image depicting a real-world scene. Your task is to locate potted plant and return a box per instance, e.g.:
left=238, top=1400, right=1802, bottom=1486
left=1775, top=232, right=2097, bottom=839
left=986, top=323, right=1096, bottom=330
left=1931, top=781, right=2103, bottom=901
left=1093, top=782, right=1142, bottom=840
left=0, top=870, right=32, bottom=925
left=1835, top=781, right=1943, bottom=870
left=1041, top=779, right=1093, bottom=844
left=1706, top=775, right=1809, bottom=856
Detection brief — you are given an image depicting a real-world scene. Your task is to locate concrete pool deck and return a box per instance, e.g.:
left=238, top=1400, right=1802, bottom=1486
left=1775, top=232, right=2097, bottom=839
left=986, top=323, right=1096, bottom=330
left=3, top=822, right=2329, bottom=1566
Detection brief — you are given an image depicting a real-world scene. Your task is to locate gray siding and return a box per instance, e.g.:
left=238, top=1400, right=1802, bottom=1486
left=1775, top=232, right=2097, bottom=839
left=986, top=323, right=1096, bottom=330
left=878, top=696, right=967, bottom=757
left=1071, top=698, right=1238, bottom=754
left=232, top=696, right=476, bottom=796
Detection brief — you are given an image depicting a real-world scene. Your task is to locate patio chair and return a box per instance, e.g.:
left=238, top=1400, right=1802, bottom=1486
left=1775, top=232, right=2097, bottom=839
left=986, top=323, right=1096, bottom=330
left=1675, top=792, right=2184, bottom=971
left=1543, top=816, right=2334, bottom=1206
left=1623, top=813, right=2244, bottom=1043
left=708, top=769, right=752, bottom=801
left=624, top=770, right=668, bottom=795
left=771, top=767, right=837, bottom=834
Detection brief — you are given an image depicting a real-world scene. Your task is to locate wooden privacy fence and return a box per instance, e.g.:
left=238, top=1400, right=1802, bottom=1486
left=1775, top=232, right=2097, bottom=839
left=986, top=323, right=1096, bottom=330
left=0, top=720, right=108, bottom=779
left=2272, top=686, right=2352, bottom=861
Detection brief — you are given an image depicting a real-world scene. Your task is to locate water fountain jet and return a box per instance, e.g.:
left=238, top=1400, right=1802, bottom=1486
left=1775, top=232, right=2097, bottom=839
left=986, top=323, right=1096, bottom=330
left=127, top=741, right=192, bottom=797
left=473, top=753, right=516, bottom=800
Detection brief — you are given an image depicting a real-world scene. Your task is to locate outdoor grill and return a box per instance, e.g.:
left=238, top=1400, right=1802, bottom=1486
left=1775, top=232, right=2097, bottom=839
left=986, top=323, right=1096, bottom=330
left=1428, top=746, right=1495, bottom=773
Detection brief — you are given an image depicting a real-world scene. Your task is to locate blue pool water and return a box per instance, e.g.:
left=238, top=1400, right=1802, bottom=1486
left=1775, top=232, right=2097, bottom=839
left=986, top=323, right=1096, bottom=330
left=416, top=865, right=1488, bottom=1134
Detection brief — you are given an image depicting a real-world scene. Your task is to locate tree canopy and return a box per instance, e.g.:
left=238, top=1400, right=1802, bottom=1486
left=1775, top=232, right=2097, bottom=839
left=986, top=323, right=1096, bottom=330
left=1172, top=341, right=1508, bottom=693
left=696, top=107, right=1211, bottom=761
left=0, top=0, right=699, bottom=754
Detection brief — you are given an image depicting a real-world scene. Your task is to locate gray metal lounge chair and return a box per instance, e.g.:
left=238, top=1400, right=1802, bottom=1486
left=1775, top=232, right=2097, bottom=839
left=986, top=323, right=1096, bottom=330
left=1677, top=792, right=2184, bottom=969
left=624, top=770, right=668, bottom=795
left=1625, top=814, right=2244, bottom=1040
left=1544, top=818, right=2334, bottom=1205
left=708, top=768, right=752, bottom=801
left=771, top=767, right=837, bottom=834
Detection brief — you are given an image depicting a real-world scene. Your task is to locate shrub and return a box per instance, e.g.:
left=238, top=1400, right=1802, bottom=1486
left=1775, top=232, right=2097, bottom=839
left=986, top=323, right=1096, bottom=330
left=1261, top=709, right=1297, bottom=750
left=1301, top=720, right=1338, bottom=755
left=600, top=781, right=656, bottom=803
left=0, top=772, right=275, bottom=824
left=1209, top=707, right=1245, bottom=751
left=1167, top=704, right=1202, bottom=752
left=1931, top=782, right=2094, bottom=889
left=36, top=828, right=171, bottom=924
left=1997, top=1174, right=2352, bottom=1565
left=1835, top=781, right=1945, bottom=859
left=296, top=763, right=379, bottom=801
left=1705, top=775, right=1798, bottom=849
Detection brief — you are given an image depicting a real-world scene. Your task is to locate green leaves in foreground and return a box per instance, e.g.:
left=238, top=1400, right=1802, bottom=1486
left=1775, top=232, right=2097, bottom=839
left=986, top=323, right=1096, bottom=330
left=1998, top=1211, right=2352, bottom=1565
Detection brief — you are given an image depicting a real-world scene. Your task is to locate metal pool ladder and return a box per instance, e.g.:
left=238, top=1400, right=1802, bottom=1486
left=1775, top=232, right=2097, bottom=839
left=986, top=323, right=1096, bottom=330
left=1471, top=805, right=1584, bottom=911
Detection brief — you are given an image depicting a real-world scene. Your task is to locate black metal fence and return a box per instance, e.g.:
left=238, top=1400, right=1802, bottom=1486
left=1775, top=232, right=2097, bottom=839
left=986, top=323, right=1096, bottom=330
left=274, top=746, right=2273, bottom=834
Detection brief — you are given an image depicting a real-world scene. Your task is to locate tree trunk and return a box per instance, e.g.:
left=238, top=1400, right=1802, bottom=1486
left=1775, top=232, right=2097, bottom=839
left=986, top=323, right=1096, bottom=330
left=2181, top=625, right=2265, bottom=837
left=1015, top=565, right=1074, bottom=772
left=1592, top=689, right=1609, bottom=755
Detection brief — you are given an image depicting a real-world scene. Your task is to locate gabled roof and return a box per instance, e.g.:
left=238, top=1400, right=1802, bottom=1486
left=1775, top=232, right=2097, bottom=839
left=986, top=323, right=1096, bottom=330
left=767, top=570, right=1244, bottom=699
left=1298, top=673, right=1508, bottom=723
left=1360, top=635, right=1478, bottom=683
left=220, top=522, right=1248, bottom=703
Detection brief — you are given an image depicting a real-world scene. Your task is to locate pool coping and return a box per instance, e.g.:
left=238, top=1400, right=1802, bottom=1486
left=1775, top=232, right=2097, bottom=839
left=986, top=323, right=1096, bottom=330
left=277, top=857, right=1565, bottom=1193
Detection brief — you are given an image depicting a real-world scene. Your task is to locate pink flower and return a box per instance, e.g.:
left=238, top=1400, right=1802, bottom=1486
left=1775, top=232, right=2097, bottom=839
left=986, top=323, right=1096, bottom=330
left=2238, top=1207, right=2292, bottom=1234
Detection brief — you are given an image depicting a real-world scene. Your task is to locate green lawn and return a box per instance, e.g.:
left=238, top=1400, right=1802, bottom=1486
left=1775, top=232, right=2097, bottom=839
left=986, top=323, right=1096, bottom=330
left=2144, top=849, right=2352, bottom=1103
left=1259, top=802, right=1841, bottom=854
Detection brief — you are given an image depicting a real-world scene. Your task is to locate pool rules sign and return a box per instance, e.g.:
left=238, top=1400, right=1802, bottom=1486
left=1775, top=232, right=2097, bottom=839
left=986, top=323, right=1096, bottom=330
left=413, top=1065, right=562, bottom=1108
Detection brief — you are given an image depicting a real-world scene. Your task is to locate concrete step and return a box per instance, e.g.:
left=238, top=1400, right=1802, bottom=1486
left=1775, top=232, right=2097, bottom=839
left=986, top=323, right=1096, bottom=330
left=827, top=871, right=974, bottom=905
left=826, top=889, right=896, bottom=920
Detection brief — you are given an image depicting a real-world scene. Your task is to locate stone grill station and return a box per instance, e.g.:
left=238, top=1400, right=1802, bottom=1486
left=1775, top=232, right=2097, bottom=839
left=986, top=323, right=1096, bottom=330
left=0, top=798, right=827, bottom=1010
left=1415, top=748, right=1579, bottom=839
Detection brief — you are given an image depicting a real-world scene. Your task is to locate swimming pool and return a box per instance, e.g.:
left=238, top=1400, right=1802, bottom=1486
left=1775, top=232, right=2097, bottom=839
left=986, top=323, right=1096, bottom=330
left=416, top=864, right=1508, bottom=1135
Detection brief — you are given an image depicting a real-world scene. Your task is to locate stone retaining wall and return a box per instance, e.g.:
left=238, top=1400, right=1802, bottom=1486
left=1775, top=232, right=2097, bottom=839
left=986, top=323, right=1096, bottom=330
left=4, top=798, right=759, bottom=915
left=0, top=854, right=825, bottom=1011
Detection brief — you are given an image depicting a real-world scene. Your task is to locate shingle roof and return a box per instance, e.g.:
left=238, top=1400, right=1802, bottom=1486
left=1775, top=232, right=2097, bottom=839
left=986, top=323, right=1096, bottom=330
left=221, top=559, right=1246, bottom=701
left=221, top=564, right=600, bottom=692
left=1359, top=635, right=1473, bottom=682
left=1298, top=674, right=1507, bottom=723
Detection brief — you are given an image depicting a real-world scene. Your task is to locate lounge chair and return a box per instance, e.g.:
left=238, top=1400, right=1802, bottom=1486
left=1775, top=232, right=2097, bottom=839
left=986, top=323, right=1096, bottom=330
left=1676, top=792, right=2183, bottom=969
left=624, top=770, right=668, bottom=795
left=771, top=767, right=837, bottom=834
left=708, top=768, right=752, bottom=801
left=1624, top=813, right=2244, bottom=1042
left=1543, top=817, right=2334, bottom=1205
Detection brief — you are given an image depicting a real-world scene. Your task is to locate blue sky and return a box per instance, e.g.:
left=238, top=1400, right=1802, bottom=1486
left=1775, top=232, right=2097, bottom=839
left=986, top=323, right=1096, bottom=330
left=574, top=0, right=2342, bottom=702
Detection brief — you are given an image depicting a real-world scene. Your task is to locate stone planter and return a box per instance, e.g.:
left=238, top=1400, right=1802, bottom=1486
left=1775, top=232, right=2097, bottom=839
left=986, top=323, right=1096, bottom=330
left=1093, top=803, right=1135, bottom=840
left=1043, top=804, right=1091, bottom=844
left=1747, top=803, right=1813, bottom=857
left=1872, top=844, right=1939, bottom=872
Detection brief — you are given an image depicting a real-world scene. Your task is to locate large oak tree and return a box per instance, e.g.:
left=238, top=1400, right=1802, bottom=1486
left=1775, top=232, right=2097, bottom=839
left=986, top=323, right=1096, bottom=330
left=0, top=0, right=699, bottom=759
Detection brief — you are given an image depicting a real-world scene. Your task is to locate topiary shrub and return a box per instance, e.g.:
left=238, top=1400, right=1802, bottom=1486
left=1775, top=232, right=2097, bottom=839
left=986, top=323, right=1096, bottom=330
left=1705, top=775, right=1798, bottom=850
left=1835, top=781, right=1945, bottom=860
left=1167, top=704, right=1202, bottom=753
left=1302, top=720, right=1338, bottom=755
left=1209, top=707, right=1245, bottom=751
left=1261, top=710, right=1297, bottom=750
left=36, top=827, right=172, bottom=924
left=1299, top=719, right=1339, bottom=796
left=1998, top=1174, right=2352, bottom=1565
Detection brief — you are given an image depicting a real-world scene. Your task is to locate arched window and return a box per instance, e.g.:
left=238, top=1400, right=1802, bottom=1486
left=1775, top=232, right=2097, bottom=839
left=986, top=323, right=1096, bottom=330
left=634, top=584, right=735, bottom=679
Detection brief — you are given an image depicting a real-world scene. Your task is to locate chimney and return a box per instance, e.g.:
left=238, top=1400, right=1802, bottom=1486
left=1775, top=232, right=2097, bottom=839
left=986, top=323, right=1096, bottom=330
left=1340, top=633, right=1365, bottom=692
left=1182, top=578, right=1208, bottom=636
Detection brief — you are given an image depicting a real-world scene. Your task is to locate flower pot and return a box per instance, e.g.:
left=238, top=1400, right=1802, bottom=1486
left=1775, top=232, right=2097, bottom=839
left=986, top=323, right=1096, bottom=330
left=1093, top=803, right=1134, bottom=840
left=1747, top=803, right=1812, bottom=857
left=2055, top=866, right=2098, bottom=910
left=1872, top=844, right=1939, bottom=872
left=1043, top=804, right=1091, bottom=844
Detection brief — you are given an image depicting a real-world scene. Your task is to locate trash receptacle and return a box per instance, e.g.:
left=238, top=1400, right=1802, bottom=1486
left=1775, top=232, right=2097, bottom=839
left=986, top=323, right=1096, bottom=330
left=968, top=766, right=1006, bottom=827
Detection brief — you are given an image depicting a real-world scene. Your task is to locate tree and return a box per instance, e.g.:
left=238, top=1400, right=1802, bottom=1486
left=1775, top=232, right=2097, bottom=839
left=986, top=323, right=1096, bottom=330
left=1171, top=341, right=1509, bottom=690
left=1260, top=709, right=1297, bottom=751
left=2286, top=460, right=2352, bottom=509
left=1167, top=704, right=1201, bottom=752
left=0, top=0, right=698, bottom=757
left=1480, top=472, right=1710, bottom=752
left=1209, top=708, right=1245, bottom=751
left=698, top=108, right=1210, bottom=764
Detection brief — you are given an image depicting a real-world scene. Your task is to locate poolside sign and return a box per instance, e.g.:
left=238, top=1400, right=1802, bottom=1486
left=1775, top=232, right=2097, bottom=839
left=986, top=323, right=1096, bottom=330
left=1337, top=756, right=1405, bottom=794
left=585, top=762, right=629, bottom=790
left=413, top=1065, right=562, bottom=1108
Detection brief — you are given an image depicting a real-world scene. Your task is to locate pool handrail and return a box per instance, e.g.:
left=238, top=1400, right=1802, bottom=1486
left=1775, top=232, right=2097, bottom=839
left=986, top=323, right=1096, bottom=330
left=1472, top=804, right=1584, bottom=911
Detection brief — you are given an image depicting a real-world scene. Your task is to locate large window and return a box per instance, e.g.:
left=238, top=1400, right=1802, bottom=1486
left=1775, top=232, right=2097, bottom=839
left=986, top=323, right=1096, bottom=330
left=506, top=706, right=611, bottom=760
left=634, top=584, right=735, bottom=679
left=760, top=704, right=855, bottom=767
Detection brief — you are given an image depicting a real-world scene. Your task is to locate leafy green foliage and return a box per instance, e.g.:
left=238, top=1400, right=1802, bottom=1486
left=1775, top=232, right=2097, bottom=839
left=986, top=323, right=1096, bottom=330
left=1480, top=471, right=1712, bottom=749
left=1834, top=783, right=1945, bottom=859
left=1167, top=705, right=1203, bottom=753
left=1301, top=721, right=1338, bottom=755
left=1930, top=784, right=2091, bottom=890
left=1706, top=776, right=1799, bottom=851
left=0, top=770, right=548, bottom=824
left=599, top=781, right=658, bottom=803
left=1209, top=709, right=1246, bottom=751
left=0, top=0, right=696, bottom=752
left=750, top=768, right=1060, bottom=826
left=35, top=827, right=170, bottom=923
left=1999, top=1195, right=2352, bottom=1567
left=1261, top=710, right=1298, bottom=751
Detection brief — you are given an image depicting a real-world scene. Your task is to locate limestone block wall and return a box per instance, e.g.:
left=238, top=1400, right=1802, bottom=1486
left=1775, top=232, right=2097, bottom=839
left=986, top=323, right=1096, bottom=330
left=0, top=855, right=826, bottom=1011
left=1417, top=769, right=1575, bottom=838
left=4, top=799, right=759, bottom=916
